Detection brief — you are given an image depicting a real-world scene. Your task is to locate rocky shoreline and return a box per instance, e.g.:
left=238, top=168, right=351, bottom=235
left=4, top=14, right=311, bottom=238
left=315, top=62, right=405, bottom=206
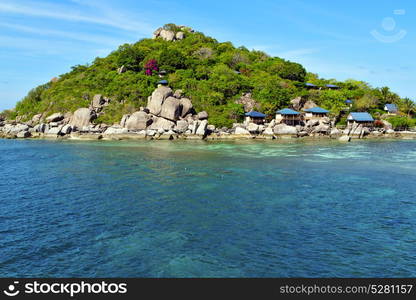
left=2, top=85, right=416, bottom=142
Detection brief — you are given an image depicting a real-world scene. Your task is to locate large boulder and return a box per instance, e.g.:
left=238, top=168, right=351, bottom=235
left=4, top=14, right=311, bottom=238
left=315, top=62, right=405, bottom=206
left=196, top=120, right=208, bottom=135
left=125, top=111, right=152, bottom=130
left=312, top=124, right=330, bottom=134
left=235, top=93, right=260, bottom=112
left=104, top=126, right=128, bottom=135
left=10, top=124, right=30, bottom=135
left=46, top=112, right=64, bottom=123
left=31, top=114, right=42, bottom=124
left=147, top=86, right=173, bottom=115
left=160, top=97, right=182, bottom=121
left=159, top=29, right=175, bottom=41
left=290, top=96, right=305, bottom=111
left=263, top=127, right=274, bottom=135
left=120, top=114, right=130, bottom=127
left=197, top=111, right=208, bottom=120
left=179, top=98, right=193, bottom=117
left=339, top=135, right=351, bottom=142
left=47, top=125, right=63, bottom=135
left=70, top=108, right=93, bottom=128
left=306, top=119, right=319, bottom=127
left=302, top=100, right=318, bottom=110
left=235, top=127, right=250, bottom=135
left=92, top=94, right=104, bottom=109
left=16, top=131, right=31, bottom=138
left=175, top=120, right=189, bottom=133
left=247, top=123, right=259, bottom=133
left=273, top=124, right=298, bottom=135
left=149, top=117, right=175, bottom=131
left=176, top=31, right=185, bottom=40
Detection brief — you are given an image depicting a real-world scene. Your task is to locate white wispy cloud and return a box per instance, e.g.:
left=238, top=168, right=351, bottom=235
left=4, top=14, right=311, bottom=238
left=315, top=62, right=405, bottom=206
left=0, top=22, right=129, bottom=46
left=0, top=0, right=154, bottom=34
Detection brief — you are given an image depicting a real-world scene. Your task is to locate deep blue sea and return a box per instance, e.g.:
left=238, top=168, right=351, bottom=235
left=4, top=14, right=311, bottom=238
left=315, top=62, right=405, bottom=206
left=1, top=139, right=416, bottom=277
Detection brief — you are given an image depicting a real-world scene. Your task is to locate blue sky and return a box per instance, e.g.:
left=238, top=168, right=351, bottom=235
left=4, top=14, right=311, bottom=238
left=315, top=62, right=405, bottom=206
left=0, top=0, right=414, bottom=110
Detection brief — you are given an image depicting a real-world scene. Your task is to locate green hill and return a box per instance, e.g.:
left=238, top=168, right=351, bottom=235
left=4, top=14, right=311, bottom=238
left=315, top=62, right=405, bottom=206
left=3, top=23, right=415, bottom=128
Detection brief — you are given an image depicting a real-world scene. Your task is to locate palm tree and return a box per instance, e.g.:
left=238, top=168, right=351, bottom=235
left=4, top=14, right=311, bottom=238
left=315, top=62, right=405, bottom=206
left=401, top=98, right=416, bottom=118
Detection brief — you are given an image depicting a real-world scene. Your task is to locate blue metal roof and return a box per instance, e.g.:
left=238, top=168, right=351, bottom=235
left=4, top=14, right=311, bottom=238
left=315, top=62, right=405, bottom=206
left=326, top=84, right=339, bottom=88
left=276, top=108, right=300, bottom=115
left=345, top=99, right=353, bottom=104
left=385, top=103, right=398, bottom=112
left=245, top=111, right=266, bottom=118
left=305, top=83, right=317, bottom=87
left=348, top=112, right=374, bottom=122
left=158, top=80, right=168, bottom=85
left=304, top=107, right=329, bottom=114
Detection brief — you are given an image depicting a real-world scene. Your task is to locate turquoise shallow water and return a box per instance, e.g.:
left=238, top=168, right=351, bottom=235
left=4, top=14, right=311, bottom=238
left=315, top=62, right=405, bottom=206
left=1, top=139, right=416, bottom=277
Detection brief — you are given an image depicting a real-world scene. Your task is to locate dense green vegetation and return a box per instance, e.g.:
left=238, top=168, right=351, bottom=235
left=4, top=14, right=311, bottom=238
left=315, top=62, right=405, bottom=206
left=4, top=25, right=415, bottom=128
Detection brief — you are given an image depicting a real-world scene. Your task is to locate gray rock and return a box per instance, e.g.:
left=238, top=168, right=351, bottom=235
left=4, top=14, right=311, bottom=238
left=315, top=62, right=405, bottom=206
left=92, top=94, right=104, bottom=109
left=175, top=120, right=189, bottom=133
left=306, top=119, right=319, bottom=127
left=173, top=90, right=183, bottom=98
left=159, top=29, right=175, bottom=41
left=125, top=111, right=152, bottom=130
left=176, top=31, right=185, bottom=40
left=9, top=124, right=29, bottom=134
left=104, top=126, right=128, bottom=135
left=147, top=86, right=173, bottom=116
left=330, top=128, right=341, bottom=136
left=179, top=98, right=193, bottom=117
left=16, top=131, right=31, bottom=138
left=386, top=129, right=395, bottom=134
left=273, top=124, right=298, bottom=135
left=120, top=114, right=130, bottom=127
left=207, top=124, right=216, bottom=131
left=196, top=120, right=208, bottom=135
left=197, top=111, right=208, bottom=120
left=312, top=124, right=330, bottom=134
left=235, top=127, right=250, bottom=135
left=32, top=114, right=42, bottom=124
left=339, top=135, right=351, bottom=142
left=46, top=112, right=64, bottom=123
left=263, top=127, right=274, bottom=135
left=160, top=97, right=181, bottom=121
left=47, top=126, right=63, bottom=135
left=247, top=123, right=259, bottom=133
left=302, top=100, right=318, bottom=110
left=149, top=117, right=175, bottom=131
left=61, top=124, right=72, bottom=135
left=298, top=131, right=309, bottom=137
left=146, top=130, right=157, bottom=136
left=70, top=108, right=93, bottom=129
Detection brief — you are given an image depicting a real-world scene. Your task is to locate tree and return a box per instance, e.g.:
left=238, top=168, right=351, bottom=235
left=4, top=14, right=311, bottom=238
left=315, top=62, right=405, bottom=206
left=400, top=98, right=416, bottom=117
left=144, top=59, right=159, bottom=76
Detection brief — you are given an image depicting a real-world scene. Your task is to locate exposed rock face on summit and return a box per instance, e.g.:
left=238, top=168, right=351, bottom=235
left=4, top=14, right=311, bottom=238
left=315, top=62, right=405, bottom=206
left=152, top=26, right=192, bottom=41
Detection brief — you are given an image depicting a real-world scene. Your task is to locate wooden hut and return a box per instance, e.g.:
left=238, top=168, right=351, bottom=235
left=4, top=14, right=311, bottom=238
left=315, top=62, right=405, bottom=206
left=303, top=107, right=329, bottom=121
left=244, top=111, right=267, bottom=125
left=276, top=108, right=301, bottom=126
left=347, top=112, right=374, bottom=127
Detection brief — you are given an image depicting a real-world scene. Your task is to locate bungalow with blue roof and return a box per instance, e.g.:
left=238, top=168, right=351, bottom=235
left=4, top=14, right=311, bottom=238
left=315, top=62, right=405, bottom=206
left=305, top=83, right=319, bottom=89
left=326, top=84, right=340, bottom=90
left=276, top=108, right=301, bottom=126
left=347, top=112, right=374, bottom=127
left=245, top=111, right=267, bottom=125
left=384, top=103, right=398, bottom=114
left=303, top=107, right=329, bottom=121
left=157, top=79, right=168, bottom=86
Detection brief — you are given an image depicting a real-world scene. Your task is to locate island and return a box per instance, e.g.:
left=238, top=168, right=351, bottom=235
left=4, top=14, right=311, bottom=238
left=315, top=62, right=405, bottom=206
left=1, top=24, right=415, bottom=141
